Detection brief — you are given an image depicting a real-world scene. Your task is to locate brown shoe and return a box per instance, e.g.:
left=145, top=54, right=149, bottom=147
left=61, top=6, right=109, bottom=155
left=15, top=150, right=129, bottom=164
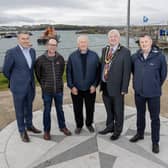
left=20, top=131, right=30, bottom=142
left=43, top=132, right=51, bottom=140
left=27, top=126, right=42, bottom=134
left=60, top=128, right=72, bottom=136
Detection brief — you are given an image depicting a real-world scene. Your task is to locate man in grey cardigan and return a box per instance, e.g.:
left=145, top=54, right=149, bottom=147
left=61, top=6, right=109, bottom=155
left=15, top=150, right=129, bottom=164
left=99, top=29, right=131, bottom=140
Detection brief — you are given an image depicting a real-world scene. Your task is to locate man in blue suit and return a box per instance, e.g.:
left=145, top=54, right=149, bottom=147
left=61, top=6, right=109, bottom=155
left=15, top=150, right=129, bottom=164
left=3, top=31, right=41, bottom=142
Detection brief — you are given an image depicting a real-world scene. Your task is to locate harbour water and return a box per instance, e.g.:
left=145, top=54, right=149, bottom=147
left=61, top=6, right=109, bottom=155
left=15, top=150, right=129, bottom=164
left=0, top=30, right=167, bottom=69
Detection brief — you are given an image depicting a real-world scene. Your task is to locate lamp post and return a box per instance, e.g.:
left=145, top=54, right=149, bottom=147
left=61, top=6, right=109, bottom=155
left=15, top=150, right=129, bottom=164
left=126, top=0, right=131, bottom=49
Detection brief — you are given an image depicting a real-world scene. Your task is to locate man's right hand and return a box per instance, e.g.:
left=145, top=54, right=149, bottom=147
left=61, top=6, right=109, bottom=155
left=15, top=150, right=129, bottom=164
left=71, top=87, right=78, bottom=95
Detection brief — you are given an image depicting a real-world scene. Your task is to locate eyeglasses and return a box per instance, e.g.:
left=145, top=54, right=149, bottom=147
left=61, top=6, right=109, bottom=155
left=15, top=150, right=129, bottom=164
left=48, top=43, right=57, bottom=47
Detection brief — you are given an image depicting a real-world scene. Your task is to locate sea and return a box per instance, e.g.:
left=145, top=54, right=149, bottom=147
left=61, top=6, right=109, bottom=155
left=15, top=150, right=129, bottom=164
left=0, top=30, right=167, bottom=70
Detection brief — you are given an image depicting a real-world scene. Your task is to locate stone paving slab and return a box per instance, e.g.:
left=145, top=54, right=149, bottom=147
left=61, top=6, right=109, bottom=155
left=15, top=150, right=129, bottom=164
left=0, top=104, right=168, bottom=168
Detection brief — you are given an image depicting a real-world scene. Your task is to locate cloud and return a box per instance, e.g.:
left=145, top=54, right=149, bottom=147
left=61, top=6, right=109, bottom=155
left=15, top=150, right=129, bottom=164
left=0, top=14, right=35, bottom=24
left=0, top=12, right=57, bottom=26
left=0, top=0, right=91, bottom=10
left=0, top=0, right=167, bottom=25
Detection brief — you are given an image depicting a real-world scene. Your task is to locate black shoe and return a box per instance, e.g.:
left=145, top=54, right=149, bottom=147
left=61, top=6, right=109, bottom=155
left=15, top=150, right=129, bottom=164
left=98, top=128, right=114, bottom=135
left=20, top=131, right=30, bottom=142
left=152, top=143, right=159, bottom=153
left=27, top=125, right=42, bottom=134
left=129, top=134, right=144, bottom=143
left=87, top=125, right=95, bottom=133
left=75, top=128, right=82, bottom=134
left=110, top=133, right=120, bottom=140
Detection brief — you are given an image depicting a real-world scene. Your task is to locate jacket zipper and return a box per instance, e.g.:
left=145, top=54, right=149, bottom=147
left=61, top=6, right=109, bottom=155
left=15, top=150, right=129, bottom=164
left=52, top=61, right=56, bottom=92
left=140, top=56, right=145, bottom=95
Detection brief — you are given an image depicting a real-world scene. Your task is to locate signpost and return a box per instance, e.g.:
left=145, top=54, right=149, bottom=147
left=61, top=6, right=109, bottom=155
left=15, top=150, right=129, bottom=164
left=126, top=0, right=131, bottom=49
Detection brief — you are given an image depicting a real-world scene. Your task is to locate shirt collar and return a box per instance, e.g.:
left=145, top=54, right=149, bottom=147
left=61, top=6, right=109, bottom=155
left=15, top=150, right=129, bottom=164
left=18, top=44, right=30, bottom=51
left=109, top=44, right=119, bottom=53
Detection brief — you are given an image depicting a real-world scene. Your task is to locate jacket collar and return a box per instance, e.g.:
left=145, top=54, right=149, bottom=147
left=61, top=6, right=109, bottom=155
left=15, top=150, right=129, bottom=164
left=106, top=43, right=122, bottom=52
left=137, top=46, right=160, bottom=61
left=77, top=48, right=89, bottom=55
left=44, top=50, right=60, bottom=61
left=16, top=45, right=34, bottom=69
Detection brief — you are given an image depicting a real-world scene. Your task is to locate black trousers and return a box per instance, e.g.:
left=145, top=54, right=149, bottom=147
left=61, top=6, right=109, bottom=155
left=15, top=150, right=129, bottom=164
left=71, top=90, right=96, bottom=128
left=102, top=93, right=124, bottom=135
left=135, top=94, right=160, bottom=144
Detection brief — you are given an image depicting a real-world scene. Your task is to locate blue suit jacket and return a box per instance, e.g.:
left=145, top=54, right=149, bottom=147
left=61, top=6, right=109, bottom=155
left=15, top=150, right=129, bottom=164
left=3, top=45, right=36, bottom=95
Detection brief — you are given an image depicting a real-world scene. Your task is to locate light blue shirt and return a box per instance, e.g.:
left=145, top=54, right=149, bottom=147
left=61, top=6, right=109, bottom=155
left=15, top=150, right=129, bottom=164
left=19, top=45, right=32, bottom=68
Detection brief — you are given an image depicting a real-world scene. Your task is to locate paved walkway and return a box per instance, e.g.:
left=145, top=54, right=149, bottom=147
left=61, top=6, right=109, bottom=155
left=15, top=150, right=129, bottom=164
left=0, top=104, right=168, bottom=168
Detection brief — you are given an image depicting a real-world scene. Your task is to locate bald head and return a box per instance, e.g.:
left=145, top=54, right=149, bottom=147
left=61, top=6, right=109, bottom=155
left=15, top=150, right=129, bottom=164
left=47, top=38, right=57, bottom=45
left=47, top=38, right=58, bottom=56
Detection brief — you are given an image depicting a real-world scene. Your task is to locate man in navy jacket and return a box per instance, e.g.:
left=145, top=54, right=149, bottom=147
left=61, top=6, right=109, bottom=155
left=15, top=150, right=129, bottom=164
left=3, top=31, right=41, bottom=142
left=66, top=35, right=100, bottom=134
left=130, top=35, right=167, bottom=153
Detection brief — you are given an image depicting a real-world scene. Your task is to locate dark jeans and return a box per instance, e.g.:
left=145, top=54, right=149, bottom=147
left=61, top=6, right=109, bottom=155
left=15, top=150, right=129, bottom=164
left=42, top=92, right=66, bottom=132
left=135, top=94, right=160, bottom=144
left=71, top=90, right=96, bottom=128
left=13, top=85, right=34, bottom=133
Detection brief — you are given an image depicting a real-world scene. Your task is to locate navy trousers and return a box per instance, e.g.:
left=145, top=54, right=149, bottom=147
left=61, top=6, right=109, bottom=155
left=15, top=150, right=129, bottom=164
left=135, top=94, right=160, bottom=144
left=13, top=85, right=34, bottom=133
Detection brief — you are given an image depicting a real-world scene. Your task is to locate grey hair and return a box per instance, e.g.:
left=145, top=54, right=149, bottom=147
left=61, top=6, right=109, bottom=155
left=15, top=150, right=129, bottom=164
left=77, top=35, right=89, bottom=44
left=17, top=31, right=30, bottom=35
left=107, top=29, right=120, bottom=38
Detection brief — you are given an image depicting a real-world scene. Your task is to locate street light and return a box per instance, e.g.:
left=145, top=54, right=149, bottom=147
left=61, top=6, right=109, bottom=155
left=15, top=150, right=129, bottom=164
left=126, top=0, right=131, bottom=49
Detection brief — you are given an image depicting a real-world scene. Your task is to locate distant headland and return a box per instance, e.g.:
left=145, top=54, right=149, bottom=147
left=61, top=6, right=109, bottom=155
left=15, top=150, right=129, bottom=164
left=0, top=24, right=168, bottom=37
left=1, top=24, right=168, bottom=49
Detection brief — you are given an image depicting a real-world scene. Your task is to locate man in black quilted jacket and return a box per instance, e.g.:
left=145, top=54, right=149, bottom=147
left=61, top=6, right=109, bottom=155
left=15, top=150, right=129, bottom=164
left=35, top=38, right=72, bottom=140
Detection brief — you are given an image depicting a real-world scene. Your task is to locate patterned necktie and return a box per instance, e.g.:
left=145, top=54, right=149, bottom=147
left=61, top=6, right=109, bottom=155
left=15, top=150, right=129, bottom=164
left=104, top=48, right=113, bottom=81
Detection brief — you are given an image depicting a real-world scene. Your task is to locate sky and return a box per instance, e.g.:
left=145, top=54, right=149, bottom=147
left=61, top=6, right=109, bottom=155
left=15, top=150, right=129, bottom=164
left=0, top=0, right=167, bottom=26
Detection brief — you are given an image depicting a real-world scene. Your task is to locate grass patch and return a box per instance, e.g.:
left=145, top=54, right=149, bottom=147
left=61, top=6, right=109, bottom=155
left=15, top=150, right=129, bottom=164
left=0, top=73, right=9, bottom=91
left=0, top=70, right=67, bottom=91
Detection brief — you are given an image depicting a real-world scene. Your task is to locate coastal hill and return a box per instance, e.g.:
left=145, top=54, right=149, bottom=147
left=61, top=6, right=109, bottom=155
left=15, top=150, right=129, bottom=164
left=1, top=24, right=168, bottom=49
left=1, top=24, right=168, bottom=38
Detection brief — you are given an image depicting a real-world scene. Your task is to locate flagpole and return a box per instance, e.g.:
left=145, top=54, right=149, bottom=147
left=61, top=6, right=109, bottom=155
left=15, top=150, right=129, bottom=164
left=126, top=0, right=131, bottom=49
